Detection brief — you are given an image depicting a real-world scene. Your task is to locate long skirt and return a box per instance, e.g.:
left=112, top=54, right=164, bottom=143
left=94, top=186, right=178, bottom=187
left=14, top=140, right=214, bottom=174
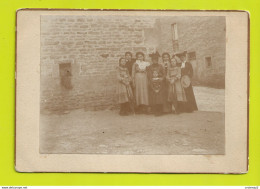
left=149, top=88, right=164, bottom=105
left=117, top=82, right=133, bottom=104
left=177, top=84, right=198, bottom=113
left=134, top=73, right=149, bottom=106
left=168, top=79, right=187, bottom=102
left=183, top=84, right=198, bottom=112
left=162, top=80, right=172, bottom=113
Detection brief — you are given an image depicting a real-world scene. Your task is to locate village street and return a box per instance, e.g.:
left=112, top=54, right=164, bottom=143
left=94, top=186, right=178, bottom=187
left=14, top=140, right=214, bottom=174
left=40, top=86, right=225, bottom=155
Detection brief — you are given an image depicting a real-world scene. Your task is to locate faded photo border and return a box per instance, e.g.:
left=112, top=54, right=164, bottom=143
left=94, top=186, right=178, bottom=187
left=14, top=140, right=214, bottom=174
left=15, top=10, right=248, bottom=173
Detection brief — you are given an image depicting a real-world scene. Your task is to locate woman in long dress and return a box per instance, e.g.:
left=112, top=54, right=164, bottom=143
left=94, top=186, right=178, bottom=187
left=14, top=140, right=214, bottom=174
left=176, top=51, right=198, bottom=112
left=161, top=53, right=173, bottom=113
left=132, top=52, right=150, bottom=113
left=117, top=57, right=134, bottom=116
left=147, top=52, right=165, bottom=116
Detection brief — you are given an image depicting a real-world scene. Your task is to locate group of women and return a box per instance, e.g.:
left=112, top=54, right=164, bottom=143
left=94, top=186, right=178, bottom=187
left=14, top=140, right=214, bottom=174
left=117, top=50, right=198, bottom=116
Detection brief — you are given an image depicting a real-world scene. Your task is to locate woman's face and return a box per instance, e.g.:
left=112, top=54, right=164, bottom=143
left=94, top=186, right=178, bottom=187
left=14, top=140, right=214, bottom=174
left=180, top=55, right=186, bottom=62
left=125, top=54, right=132, bottom=61
left=162, top=54, right=170, bottom=62
left=120, top=58, right=126, bottom=66
left=152, top=57, right=159, bottom=64
left=137, top=54, right=144, bottom=61
left=171, top=58, right=177, bottom=66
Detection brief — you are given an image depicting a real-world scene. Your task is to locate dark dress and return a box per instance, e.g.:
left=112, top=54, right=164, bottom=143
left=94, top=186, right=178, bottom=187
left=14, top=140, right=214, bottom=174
left=162, top=62, right=172, bottom=113
left=125, top=58, right=136, bottom=76
left=180, top=61, right=198, bottom=112
left=117, top=66, right=134, bottom=115
left=126, top=58, right=136, bottom=93
left=147, top=63, right=165, bottom=106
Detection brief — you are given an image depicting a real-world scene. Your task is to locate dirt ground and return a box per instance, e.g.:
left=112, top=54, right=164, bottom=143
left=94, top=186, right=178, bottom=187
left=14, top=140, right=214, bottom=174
left=40, top=86, right=225, bottom=155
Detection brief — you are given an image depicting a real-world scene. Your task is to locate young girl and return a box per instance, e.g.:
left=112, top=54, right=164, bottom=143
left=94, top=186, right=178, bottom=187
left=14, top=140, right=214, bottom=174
left=167, top=57, right=187, bottom=114
left=117, top=57, right=134, bottom=116
left=151, top=70, right=161, bottom=93
left=132, top=52, right=150, bottom=114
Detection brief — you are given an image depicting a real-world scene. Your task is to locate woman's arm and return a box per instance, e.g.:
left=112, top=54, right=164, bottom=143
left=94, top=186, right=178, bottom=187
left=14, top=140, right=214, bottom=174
left=127, top=69, right=132, bottom=82
left=177, top=67, right=181, bottom=79
left=157, top=65, right=165, bottom=82
left=146, top=65, right=152, bottom=88
left=166, top=63, right=171, bottom=82
left=117, top=67, right=123, bottom=81
left=161, top=65, right=166, bottom=81
left=188, top=62, right=193, bottom=78
left=132, top=63, right=136, bottom=86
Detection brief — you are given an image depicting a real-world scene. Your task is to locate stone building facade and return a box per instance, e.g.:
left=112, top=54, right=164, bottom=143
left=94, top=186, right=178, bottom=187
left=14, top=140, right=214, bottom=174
left=40, top=15, right=225, bottom=112
left=158, top=16, right=226, bottom=87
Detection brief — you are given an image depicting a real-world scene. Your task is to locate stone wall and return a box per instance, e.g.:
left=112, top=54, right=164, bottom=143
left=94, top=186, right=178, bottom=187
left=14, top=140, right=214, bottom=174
left=40, top=15, right=226, bottom=112
left=159, top=16, right=226, bottom=87
left=40, top=15, right=156, bottom=111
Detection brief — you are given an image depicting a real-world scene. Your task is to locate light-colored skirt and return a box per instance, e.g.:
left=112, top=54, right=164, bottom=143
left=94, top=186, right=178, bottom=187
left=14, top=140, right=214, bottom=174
left=117, top=82, right=133, bottom=104
left=168, top=79, right=187, bottom=102
left=134, top=72, right=149, bottom=106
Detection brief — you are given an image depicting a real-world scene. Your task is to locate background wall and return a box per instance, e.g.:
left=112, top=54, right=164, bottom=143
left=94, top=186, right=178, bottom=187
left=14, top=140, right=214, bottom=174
left=41, top=15, right=156, bottom=111
left=163, top=16, right=226, bottom=87
left=41, top=16, right=226, bottom=112
left=0, top=0, right=258, bottom=185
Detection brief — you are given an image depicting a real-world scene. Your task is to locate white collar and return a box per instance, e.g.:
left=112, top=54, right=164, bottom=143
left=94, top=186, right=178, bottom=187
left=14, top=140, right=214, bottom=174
left=181, top=60, right=187, bottom=68
left=136, top=60, right=149, bottom=70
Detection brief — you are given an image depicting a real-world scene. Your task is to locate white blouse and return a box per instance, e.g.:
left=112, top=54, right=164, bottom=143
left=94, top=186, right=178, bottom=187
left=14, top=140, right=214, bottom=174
left=136, top=60, right=150, bottom=71
left=181, top=60, right=187, bottom=68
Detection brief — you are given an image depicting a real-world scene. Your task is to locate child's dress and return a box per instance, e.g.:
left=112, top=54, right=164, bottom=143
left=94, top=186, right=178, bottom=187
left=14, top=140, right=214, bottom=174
left=147, top=63, right=165, bottom=106
left=167, top=65, right=187, bottom=103
left=162, top=61, right=172, bottom=113
left=117, top=66, right=133, bottom=104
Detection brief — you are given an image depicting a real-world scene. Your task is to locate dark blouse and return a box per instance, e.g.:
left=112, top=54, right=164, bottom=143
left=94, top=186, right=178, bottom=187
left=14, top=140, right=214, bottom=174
left=147, top=63, right=165, bottom=88
left=181, top=62, right=193, bottom=78
left=125, top=58, right=136, bottom=75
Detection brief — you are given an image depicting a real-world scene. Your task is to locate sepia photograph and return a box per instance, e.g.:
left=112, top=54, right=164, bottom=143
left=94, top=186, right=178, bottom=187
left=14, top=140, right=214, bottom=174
left=39, top=14, right=226, bottom=155
left=15, top=9, right=249, bottom=173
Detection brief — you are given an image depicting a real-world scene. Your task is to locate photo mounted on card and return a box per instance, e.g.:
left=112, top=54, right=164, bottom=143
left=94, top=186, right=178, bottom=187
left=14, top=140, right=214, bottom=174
left=15, top=9, right=249, bottom=173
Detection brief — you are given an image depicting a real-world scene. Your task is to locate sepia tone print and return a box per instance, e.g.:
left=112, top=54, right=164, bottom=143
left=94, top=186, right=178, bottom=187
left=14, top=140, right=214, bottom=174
left=40, top=15, right=225, bottom=155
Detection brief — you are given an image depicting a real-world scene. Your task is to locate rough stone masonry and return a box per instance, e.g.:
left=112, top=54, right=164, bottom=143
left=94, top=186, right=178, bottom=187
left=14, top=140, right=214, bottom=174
left=40, top=15, right=225, bottom=112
